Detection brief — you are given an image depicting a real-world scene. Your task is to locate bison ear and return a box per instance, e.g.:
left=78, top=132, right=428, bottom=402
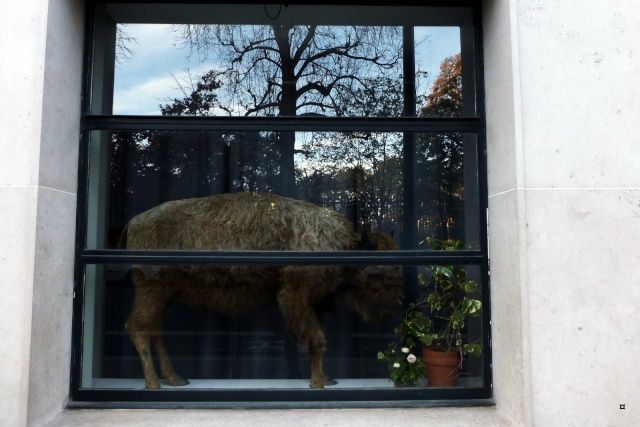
left=359, top=227, right=377, bottom=250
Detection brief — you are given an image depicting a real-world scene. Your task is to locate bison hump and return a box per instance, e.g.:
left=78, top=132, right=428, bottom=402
left=123, top=192, right=358, bottom=251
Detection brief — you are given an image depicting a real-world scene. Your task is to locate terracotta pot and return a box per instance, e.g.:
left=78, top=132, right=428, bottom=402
left=422, top=347, right=461, bottom=387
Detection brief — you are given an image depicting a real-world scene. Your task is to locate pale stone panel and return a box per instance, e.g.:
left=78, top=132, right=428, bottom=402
left=483, top=1, right=532, bottom=425
left=526, top=188, right=640, bottom=426
left=483, top=0, right=521, bottom=197
left=25, top=0, right=84, bottom=425
left=0, top=187, right=38, bottom=427
left=487, top=190, right=531, bottom=427
left=0, top=0, right=51, bottom=425
left=27, top=187, right=77, bottom=426
left=516, top=1, right=640, bottom=189
left=0, top=0, right=83, bottom=424
left=0, top=0, right=47, bottom=186
left=37, top=0, right=84, bottom=193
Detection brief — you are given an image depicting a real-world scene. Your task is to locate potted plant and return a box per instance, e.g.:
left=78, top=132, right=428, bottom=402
left=418, top=237, right=483, bottom=386
left=377, top=343, right=425, bottom=387
left=377, top=237, right=483, bottom=387
left=376, top=304, right=430, bottom=386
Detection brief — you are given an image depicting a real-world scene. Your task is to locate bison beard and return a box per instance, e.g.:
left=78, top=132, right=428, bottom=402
left=120, top=192, right=404, bottom=389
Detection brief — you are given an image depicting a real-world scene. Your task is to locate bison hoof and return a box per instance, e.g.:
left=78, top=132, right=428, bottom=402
left=168, top=376, right=190, bottom=387
left=309, top=376, right=337, bottom=388
left=145, top=380, right=161, bottom=389
left=324, top=377, right=337, bottom=386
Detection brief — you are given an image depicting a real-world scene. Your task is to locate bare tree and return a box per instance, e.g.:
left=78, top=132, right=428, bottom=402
left=300, top=76, right=405, bottom=231
left=115, top=25, right=137, bottom=66
left=168, top=23, right=403, bottom=197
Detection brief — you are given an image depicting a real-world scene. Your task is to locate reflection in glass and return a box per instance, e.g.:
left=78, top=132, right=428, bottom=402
left=296, top=130, right=404, bottom=235
left=416, top=132, right=478, bottom=247
left=87, top=130, right=477, bottom=250
left=107, top=13, right=465, bottom=117
left=415, top=27, right=462, bottom=118
left=81, top=262, right=482, bottom=389
left=113, top=23, right=404, bottom=117
left=417, top=53, right=462, bottom=118
left=80, top=2, right=486, bottom=398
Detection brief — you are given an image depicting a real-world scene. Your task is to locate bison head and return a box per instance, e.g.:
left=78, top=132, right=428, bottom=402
left=337, top=231, right=404, bottom=323
left=350, top=264, right=404, bottom=323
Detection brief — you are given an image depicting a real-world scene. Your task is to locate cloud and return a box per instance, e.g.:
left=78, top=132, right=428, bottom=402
left=114, top=64, right=215, bottom=115
left=113, top=24, right=217, bottom=115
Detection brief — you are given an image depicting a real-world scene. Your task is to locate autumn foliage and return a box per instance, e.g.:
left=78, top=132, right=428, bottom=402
left=419, top=53, right=462, bottom=118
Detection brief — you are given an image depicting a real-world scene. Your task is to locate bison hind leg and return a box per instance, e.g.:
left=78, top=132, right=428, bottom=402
left=125, top=278, right=190, bottom=389
left=125, top=317, right=161, bottom=389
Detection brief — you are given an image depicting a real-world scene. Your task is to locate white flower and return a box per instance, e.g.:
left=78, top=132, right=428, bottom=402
left=393, top=362, right=401, bottom=368
left=401, top=347, right=410, bottom=354
left=406, top=354, right=417, bottom=364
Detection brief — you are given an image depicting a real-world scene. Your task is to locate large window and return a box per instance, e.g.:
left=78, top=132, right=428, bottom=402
left=72, top=1, right=490, bottom=406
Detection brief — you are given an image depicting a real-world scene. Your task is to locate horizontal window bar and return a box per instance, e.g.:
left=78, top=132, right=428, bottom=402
left=67, top=398, right=496, bottom=410
left=81, top=249, right=485, bottom=265
left=69, top=387, right=492, bottom=405
left=83, top=115, right=484, bottom=132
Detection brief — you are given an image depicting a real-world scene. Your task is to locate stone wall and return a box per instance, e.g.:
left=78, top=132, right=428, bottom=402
left=1, top=0, right=638, bottom=425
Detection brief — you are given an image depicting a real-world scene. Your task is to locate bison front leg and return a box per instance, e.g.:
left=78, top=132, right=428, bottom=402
left=279, top=266, right=335, bottom=389
left=305, top=317, right=328, bottom=389
left=151, top=322, right=190, bottom=387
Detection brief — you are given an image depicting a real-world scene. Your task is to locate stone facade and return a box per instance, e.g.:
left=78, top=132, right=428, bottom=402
left=1, top=0, right=638, bottom=425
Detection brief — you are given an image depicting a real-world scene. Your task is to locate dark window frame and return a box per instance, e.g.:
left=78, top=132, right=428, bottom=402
left=71, top=0, right=491, bottom=408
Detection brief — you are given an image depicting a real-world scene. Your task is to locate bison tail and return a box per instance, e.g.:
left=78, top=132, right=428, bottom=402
left=117, top=224, right=129, bottom=249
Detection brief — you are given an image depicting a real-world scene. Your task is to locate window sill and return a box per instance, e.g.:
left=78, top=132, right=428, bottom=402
left=43, top=406, right=516, bottom=427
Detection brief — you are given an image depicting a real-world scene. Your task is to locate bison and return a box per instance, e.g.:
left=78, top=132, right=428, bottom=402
left=119, top=192, right=404, bottom=389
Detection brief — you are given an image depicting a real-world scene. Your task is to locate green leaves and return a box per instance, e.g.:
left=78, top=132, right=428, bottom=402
left=463, top=343, right=482, bottom=357
left=440, top=280, right=454, bottom=291
left=466, top=298, right=482, bottom=314
left=464, top=280, right=477, bottom=292
left=416, top=236, right=483, bottom=357
left=440, top=266, right=453, bottom=278
left=380, top=236, right=483, bottom=384
left=419, top=333, right=435, bottom=346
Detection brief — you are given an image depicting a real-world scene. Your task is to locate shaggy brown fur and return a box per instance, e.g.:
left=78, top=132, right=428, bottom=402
left=120, top=192, right=404, bottom=389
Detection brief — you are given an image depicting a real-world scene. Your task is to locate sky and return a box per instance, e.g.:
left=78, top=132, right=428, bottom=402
left=113, top=24, right=461, bottom=116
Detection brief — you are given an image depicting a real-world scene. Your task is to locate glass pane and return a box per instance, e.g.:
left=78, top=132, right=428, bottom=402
left=92, top=4, right=473, bottom=117
left=415, top=27, right=463, bottom=117
left=86, top=130, right=478, bottom=250
left=416, top=132, right=480, bottom=248
left=79, top=2, right=487, bottom=402
left=80, top=262, right=483, bottom=390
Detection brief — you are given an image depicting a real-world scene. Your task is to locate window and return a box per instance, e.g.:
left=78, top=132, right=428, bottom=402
left=72, top=1, right=490, bottom=406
